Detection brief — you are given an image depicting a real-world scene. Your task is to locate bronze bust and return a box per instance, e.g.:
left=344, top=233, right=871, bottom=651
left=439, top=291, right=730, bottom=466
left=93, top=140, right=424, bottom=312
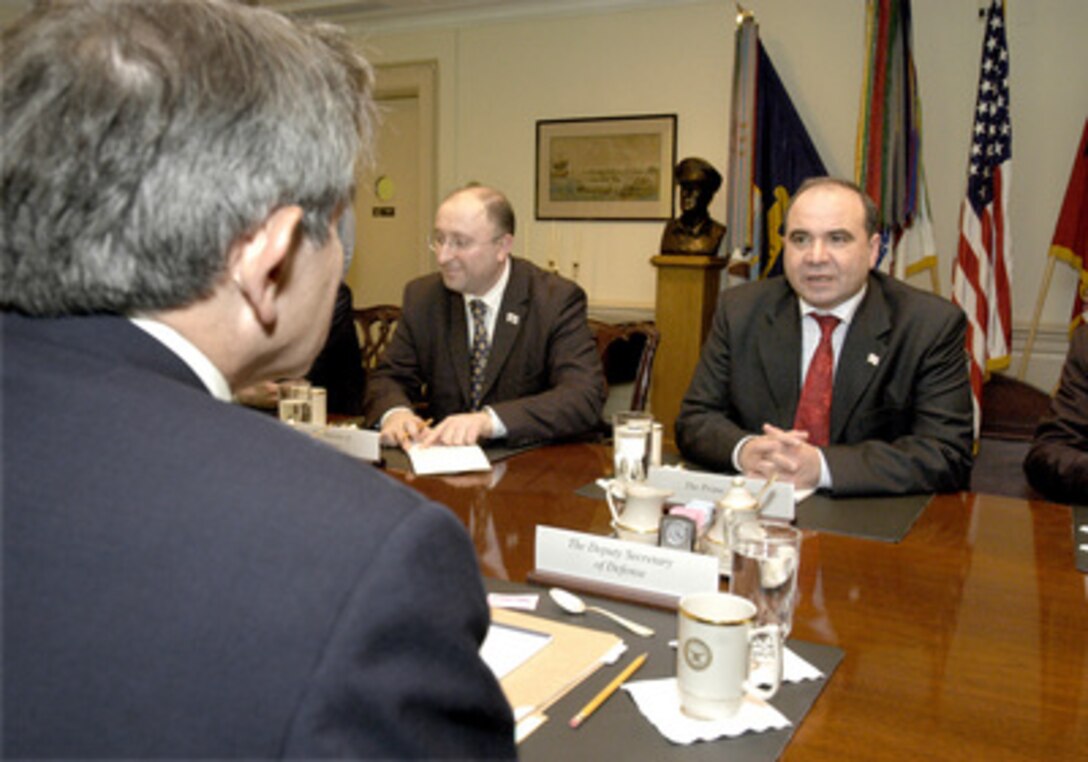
left=659, top=157, right=727, bottom=256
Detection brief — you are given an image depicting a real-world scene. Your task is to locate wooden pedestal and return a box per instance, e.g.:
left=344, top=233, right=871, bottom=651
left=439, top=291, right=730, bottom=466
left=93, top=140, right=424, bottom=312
left=649, top=254, right=728, bottom=443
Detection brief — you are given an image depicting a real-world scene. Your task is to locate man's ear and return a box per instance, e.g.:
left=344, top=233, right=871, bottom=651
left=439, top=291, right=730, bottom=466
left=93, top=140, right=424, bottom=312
left=496, top=233, right=514, bottom=264
left=229, top=206, right=304, bottom=327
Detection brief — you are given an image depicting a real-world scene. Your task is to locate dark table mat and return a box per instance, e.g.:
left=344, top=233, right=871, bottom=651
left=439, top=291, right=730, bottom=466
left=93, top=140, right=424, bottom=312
left=1074, top=505, right=1088, bottom=573
left=576, top=480, right=930, bottom=543
left=380, top=441, right=544, bottom=472
left=486, top=578, right=843, bottom=762
left=793, top=491, right=930, bottom=542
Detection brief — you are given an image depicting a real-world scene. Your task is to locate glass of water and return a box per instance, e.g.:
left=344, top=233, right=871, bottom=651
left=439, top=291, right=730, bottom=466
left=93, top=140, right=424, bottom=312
left=729, top=520, right=802, bottom=637
left=611, top=411, right=653, bottom=484
left=277, top=380, right=313, bottom=425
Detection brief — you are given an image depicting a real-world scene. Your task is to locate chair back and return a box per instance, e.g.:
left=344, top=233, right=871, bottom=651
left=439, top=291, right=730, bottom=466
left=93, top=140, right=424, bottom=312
left=353, top=304, right=402, bottom=370
left=587, top=319, right=660, bottom=413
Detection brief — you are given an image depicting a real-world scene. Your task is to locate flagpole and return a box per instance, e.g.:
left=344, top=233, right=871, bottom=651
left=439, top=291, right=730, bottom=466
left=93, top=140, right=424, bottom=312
left=1018, top=255, right=1056, bottom=380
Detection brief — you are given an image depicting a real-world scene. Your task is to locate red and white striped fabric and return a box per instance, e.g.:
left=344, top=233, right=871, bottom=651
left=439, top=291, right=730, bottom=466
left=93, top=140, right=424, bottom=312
left=951, top=0, right=1012, bottom=441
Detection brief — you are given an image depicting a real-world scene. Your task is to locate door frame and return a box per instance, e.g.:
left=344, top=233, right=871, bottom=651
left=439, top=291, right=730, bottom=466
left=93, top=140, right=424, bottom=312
left=362, top=61, right=437, bottom=292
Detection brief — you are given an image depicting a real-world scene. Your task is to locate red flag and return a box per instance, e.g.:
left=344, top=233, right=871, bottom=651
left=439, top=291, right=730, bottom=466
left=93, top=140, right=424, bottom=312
left=1047, top=117, right=1088, bottom=333
left=951, top=0, right=1012, bottom=441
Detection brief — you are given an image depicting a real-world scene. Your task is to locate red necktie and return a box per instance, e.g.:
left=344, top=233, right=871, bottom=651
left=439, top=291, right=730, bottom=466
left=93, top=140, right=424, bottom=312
left=793, top=314, right=840, bottom=447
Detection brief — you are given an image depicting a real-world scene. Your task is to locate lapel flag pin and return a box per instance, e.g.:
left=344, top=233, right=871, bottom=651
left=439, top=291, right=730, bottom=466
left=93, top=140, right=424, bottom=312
left=506, top=312, right=519, bottom=325
left=867, top=353, right=880, bottom=367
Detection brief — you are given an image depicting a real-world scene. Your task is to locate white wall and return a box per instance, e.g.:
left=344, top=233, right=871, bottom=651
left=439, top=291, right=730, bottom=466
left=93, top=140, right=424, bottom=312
left=359, top=2, right=733, bottom=314
left=356, top=0, right=1088, bottom=389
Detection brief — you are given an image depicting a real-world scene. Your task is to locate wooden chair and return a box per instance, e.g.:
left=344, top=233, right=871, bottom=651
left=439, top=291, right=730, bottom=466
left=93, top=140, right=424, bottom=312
left=352, top=304, right=401, bottom=370
left=587, top=319, right=660, bottom=413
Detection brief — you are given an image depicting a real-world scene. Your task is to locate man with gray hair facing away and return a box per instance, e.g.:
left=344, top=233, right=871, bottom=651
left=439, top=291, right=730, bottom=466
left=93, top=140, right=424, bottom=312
left=1, top=1, right=515, bottom=757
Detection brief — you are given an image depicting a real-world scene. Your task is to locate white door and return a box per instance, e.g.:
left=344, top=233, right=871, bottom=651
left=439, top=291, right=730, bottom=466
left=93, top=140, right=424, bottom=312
left=346, top=62, right=436, bottom=307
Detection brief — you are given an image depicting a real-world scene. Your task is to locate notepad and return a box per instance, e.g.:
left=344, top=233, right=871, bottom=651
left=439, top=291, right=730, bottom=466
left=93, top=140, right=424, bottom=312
left=407, top=444, right=491, bottom=475
left=489, top=607, right=624, bottom=741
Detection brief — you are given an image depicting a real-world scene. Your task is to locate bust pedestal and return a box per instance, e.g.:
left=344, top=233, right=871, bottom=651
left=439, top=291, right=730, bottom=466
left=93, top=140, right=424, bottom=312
left=650, top=254, right=728, bottom=444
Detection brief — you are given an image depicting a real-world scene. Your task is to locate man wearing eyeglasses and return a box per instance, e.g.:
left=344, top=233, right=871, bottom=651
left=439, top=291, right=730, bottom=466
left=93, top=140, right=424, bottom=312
left=365, top=184, right=606, bottom=447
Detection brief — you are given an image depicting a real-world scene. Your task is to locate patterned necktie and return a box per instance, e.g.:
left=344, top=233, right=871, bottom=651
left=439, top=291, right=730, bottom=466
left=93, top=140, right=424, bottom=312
left=792, top=314, right=840, bottom=447
left=468, top=299, right=490, bottom=411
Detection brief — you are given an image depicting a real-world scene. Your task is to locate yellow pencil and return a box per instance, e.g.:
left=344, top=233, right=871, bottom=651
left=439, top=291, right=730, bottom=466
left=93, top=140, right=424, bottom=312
left=398, top=418, right=434, bottom=447
left=569, top=652, right=648, bottom=729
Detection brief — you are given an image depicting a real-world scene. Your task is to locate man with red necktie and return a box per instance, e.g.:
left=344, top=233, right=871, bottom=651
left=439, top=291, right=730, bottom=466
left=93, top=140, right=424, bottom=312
left=676, top=178, right=973, bottom=496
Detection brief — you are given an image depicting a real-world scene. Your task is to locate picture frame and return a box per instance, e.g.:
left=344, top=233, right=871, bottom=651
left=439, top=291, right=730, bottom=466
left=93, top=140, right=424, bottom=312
left=535, top=114, right=677, bottom=221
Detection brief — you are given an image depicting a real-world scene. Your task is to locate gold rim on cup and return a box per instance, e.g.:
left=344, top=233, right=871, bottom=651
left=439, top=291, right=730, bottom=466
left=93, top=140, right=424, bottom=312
left=678, top=593, right=756, bottom=626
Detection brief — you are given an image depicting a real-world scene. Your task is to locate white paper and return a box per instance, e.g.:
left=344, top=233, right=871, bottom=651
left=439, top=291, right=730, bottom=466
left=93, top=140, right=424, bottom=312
left=407, top=444, right=491, bottom=475
left=479, top=623, right=552, bottom=680
left=487, top=593, right=540, bottom=611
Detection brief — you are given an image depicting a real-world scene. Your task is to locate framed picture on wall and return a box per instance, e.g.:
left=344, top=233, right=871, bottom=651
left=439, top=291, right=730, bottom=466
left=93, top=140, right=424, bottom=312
left=535, top=114, right=677, bottom=220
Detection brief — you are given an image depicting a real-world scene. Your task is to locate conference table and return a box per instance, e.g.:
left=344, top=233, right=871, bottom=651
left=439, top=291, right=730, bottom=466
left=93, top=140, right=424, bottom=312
left=383, top=441, right=1087, bottom=760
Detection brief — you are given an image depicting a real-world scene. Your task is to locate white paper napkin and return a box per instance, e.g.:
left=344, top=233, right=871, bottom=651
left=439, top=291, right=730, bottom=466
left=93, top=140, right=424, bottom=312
left=625, top=647, right=823, bottom=744
left=784, top=647, right=824, bottom=682
left=622, top=678, right=790, bottom=744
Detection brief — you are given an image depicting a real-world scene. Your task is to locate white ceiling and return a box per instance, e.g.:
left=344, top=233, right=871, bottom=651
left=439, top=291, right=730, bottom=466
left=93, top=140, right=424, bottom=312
left=0, top=1, right=687, bottom=32
left=259, top=0, right=541, bottom=20
left=256, top=0, right=684, bottom=30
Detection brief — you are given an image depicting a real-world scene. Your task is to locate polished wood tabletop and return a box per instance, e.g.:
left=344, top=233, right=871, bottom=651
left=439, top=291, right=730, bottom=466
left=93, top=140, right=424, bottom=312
left=386, top=442, right=1088, bottom=760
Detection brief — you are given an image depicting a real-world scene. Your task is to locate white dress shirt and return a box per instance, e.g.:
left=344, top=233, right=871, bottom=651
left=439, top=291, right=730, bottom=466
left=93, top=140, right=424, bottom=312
left=130, top=316, right=232, bottom=402
left=462, top=258, right=510, bottom=351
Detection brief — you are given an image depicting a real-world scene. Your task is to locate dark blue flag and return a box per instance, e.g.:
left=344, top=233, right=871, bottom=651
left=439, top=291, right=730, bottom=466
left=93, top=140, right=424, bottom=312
left=752, top=42, right=828, bottom=278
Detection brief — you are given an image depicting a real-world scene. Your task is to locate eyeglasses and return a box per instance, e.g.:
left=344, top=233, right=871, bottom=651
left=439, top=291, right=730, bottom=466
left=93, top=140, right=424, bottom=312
left=427, top=232, right=504, bottom=253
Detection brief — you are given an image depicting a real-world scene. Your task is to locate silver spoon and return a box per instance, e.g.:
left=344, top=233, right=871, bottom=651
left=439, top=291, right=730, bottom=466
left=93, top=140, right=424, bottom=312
left=548, top=587, right=655, bottom=637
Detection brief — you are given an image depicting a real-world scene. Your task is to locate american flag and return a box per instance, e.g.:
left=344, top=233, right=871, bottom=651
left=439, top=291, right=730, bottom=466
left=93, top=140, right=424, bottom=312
left=951, top=0, right=1012, bottom=440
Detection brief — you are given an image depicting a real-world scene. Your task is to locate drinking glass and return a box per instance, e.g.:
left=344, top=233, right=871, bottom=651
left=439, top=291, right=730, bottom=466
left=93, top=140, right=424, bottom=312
left=278, top=380, right=313, bottom=424
left=729, top=520, right=802, bottom=637
left=611, top=411, right=653, bottom=484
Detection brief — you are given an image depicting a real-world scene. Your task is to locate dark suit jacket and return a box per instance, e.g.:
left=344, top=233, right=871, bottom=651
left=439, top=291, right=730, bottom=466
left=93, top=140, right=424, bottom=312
left=1, top=313, right=515, bottom=759
left=1024, top=323, right=1088, bottom=504
left=364, top=257, right=606, bottom=445
left=675, top=272, right=974, bottom=495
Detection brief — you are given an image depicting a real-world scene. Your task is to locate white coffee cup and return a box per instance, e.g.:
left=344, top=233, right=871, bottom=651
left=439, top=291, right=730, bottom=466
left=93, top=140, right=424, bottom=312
left=676, top=592, right=782, bottom=720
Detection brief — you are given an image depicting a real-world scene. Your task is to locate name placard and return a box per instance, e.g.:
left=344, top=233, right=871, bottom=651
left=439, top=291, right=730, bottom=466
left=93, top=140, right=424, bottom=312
left=647, top=466, right=796, bottom=521
left=296, top=424, right=382, bottom=462
left=534, top=526, right=719, bottom=599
